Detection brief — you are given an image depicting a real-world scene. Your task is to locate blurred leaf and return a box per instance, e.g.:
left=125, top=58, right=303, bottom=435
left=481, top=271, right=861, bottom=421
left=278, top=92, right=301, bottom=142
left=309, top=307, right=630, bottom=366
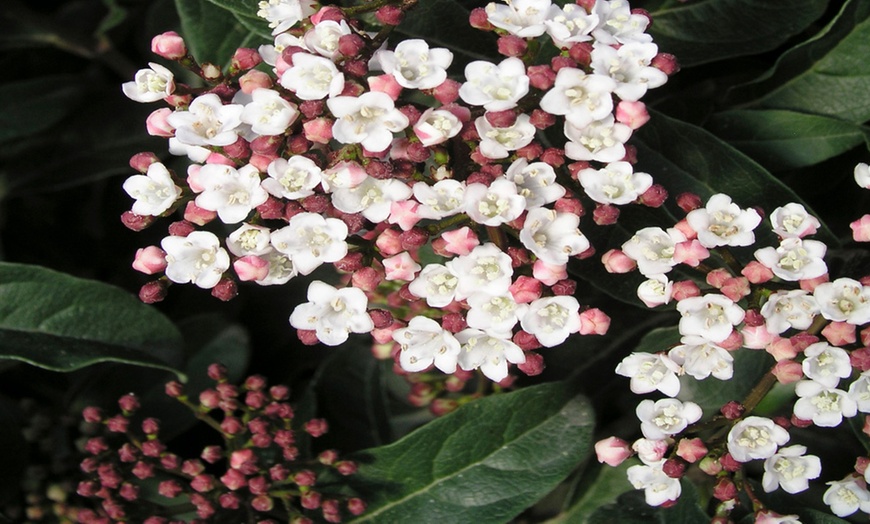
left=96, top=0, right=129, bottom=35
left=0, top=76, right=87, bottom=144
left=348, top=381, right=593, bottom=523
left=176, top=0, right=269, bottom=66
left=727, top=0, right=870, bottom=123
left=0, top=397, right=26, bottom=505
left=707, top=109, right=869, bottom=170
left=546, top=461, right=634, bottom=524
left=634, top=110, right=839, bottom=247
left=648, top=0, right=828, bottom=67
left=631, top=326, right=681, bottom=354
left=587, top=479, right=708, bottom=524
left=0, top=263, right=183, bottom=374
left=394, top=0, right=499, bottom=65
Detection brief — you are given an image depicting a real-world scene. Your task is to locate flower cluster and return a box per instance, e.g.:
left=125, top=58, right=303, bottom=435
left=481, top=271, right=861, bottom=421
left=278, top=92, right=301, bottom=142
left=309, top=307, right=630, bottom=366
left=74, top=364, right=363, bottom=523
left=596, top=176, right=870, bottom=520
left=120, top=0, right=675, bottom=395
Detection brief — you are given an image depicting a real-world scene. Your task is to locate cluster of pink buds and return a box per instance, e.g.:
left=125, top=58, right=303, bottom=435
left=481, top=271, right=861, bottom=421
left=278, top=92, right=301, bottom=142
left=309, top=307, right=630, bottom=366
left=74, top=364, right=364, bottom=523
left=595, top=167, right=870, bottom=520
left=120, top=0, right=675, bottom=394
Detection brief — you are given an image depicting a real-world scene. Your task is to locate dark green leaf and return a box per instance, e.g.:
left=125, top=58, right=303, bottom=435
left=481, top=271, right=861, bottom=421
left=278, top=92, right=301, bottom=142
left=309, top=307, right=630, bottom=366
left=0, top=397, right=26, bottom=505
left=348, top=381, right=594, bottom=523
left=587, top=478, right=708, bottom=524
left=727, top=0, right=870, bottom=123
left=546, top=461, right=634, bottom=524
left=634, top=110, right=839, bottom=247
left=175, top=0, right=269, bottom=66
left=394, top=0, right=498, bottom=65
left=96, top=0, right=129, bottom=36
left=0, top=76, right=87, bottom=145
left=649, top=0, right=828, bottom=67
left=0, top=263, right=183, bottom=374
left=706, top=109, right=869, bottom=170
left=631, top=326, right=681, bottom=354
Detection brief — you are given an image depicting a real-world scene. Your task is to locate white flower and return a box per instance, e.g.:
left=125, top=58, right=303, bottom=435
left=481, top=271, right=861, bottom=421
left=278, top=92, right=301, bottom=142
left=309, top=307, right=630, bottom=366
left=475, top=114, right=537, bottom=159
left=762, top=445, right=821, bottom=494
left=168, top=94, right=244, bottom=147
left=455, top=329, right=525, bottom=382
left=321, top=160, right=367, bottom=193
left=122, top=62, right=174, bottom=103
left=484, top=0, right=553, bottom=38
left=459, top=58, right=529, bottom=111
left=270, top=212, right=348, bottom=275
left=413, top=108, right=463, bottom=147
left=592, top=0, right=653, bottom=45
left=668, top=335, right=733, bottom=381
left=464, top=179, right=526, bottom=226
left=240, top=88, right=299, bottom=136
left=544, top=3, right=599, bottom=48
left=621, top=227, right=686, bottom=277
left=686, top=193, right=761, bottom=248
left=226, top=223, right=272, bottom=256
left=331, top=176, right=412, bottom=223
left=257, top=250, right=297, bottom=286
left=793, top=380, right=857, bottom=427
left=408, top=263, right=459, bottom=307
left=855, top=163, right=870, bottom=189
left=770, top=203, right=820, bottom=239
left=636, top=398, right=702, bottom=440
left=504, top=159, right=565, bottom=209
left=377, top=39, right=453, bottom=89
left=262, top=156, right=322, bottom=200
left=590, top=42, right=665, bottom=101
left=849, top=372, right=870, bottom=412
left=520, top=295, right=582, bottom=348
left=626, top=461, right=681, bottom=506
left=637, top=275, right=673, bottom=308
left=564, top=115, right=631, bottom=163
left=289, top=281, right=373, bottom=346
left=304, top=19, right=351, bottom=60
left=328, top=92, right=410, bottom=152
left=579, top=161, right=652, bottom=205
left=632, top=438, right=668, bottom=465
left=161, top=231, right=230, bottom=289
left=195, top=164, right=269, bottom=224
left=615, top=352, right=681, bottom=397
left=392, top=316, right=460, bottom=373
left=823, top=476, right=870, bottom=517
left=519, top=207, right=589, bottom=265
left=259, top=33, right=308, bottom=67
left=676, top=294, right=744, bottom=344
left=123, top=162, right=181, bottom=216
left=169, top=138, right=210, bottom=163
left=445, top=243, right=513, bottom=301
left=801, top=342, right=852, bottom=388
left=727, top=416, right=790, bottom=462
left=413, top=179, right=465, bottom=219
left=280, top=53, right=344, bottom=100
left=813, top=278, right=870, bottom=325
left=466, top=292, right=523, bottom=338
left=760, top=290, right=819, bottom=334
left=754, top=238, right=828, bottom=281
left=539, top=68, right=616, bottom=128
left=257, top=0, right=317, bottom=35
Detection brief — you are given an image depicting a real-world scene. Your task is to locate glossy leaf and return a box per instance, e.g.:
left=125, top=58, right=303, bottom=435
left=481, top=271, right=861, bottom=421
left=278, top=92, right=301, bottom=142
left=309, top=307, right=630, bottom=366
left=546, top=462, right=634, bottom=524
left=348, top=381, right=593, bottom=523
left=728, top=0, right=870, bottom=123
left=176, top=0, right=269, bottom=66
left=587, top=479, right=708, bottom=524
left=0, top=263, right=183, bottom=374
left=648, top=0, right=828, bottom=67
left=707, top=109, right=869, bottom=170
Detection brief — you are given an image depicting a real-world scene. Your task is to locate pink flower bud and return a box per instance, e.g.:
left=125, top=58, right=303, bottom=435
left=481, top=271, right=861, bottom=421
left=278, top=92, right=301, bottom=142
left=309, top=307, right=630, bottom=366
left=158, top=480, right=184, bottom=498
left=652, top=53, right=680, bottom=75
left=376, top=4, right=404, bottom=25
left=720, top=400, right=744, bottom=420
left=306, top=419, right=329, bottom=437
left=601, top=249, right=636, bottom=273
left=741, top=325, right=776, bottom=349
left=468, top=7, right=493, bottom=29
left=181, top=201, right=215, bottom=226
left=132, top=246, right=168, bottom=275
left=740, top=260, right=774, bottom=284
left=615, top=100, right=651, bottom=130
left=594, top=436, right=632, bottom=466
left=766, top=337, right=798, bottom=361
left=719, top=329, right=743, bottom=350
left=366, top=73, right=403, bottom=100
left=375, top=228, right=404, bottom=256
left=431, top=78, right=461, bottom=104
left=210, top=278, right=238, bottom=302
left=721, top=276, right=750, bottom=302
left=294, top=469, right=317, bottom=486
left=231, top=48, right=262, bottom=71
left=119, top=483, right=139, bottom=501
left=106, top=415, right=129, bottom=433
left=550, top=55, right=576, bottom=72
left=318, top=449, right=339, bottom=465
left=552, top=279, right=577, bottom=296
left=663, top=458, right=686, bottom=478
left=168, top=220, right=195, bottom=237
left=335, top=460, right=358, bottom=475
left=579, top=308, right=610, bottom=335
left=338, top=33, right=365, bottom=58
left=239, top=69, right=273, bottom=93
left=301, top=491, right=321, bottom=510
left=513, top=330, right=541, bottom=350
left=533, top=260, right=567, bottom=286
left=302, top=117, right=334, bottom=144
left=670, top=239, right=707, bottom=267
left=568, top=42, right=593, bottom=66
left=118, top=393, right=140, bottom=412
left=799, top=273, right=829, bottom=292
left=351, top=266, right=383, bottom=292
left=251, top=495, right=274, bottom=512
left=82, top=406, right=102, bottom=423
left=497, top=35, right=527, bottom=57
left=671, top=280, right=701, bottom=300
left=852, top=347, right=870, bottom=371
left=675, top=192, right=702, bottom=213
left=592, top=203, right=619, bottom=225
left=851, top=214, right=870, bottom=242
left=712, top=477, right=737, bottom=501
left=508, top=275, right=542, bottom=303
left=698, top=456, right=722, bottom=476
left=369, top=309, right=393, bottom=330
left=517, top=351, right=545, bottom=376
left=705, top=268, right=730, bottom=288
left=145, top=108, right=174, bottom=137
left=441, top=312, right=467, bottom=333
left=440, top=227, right=479, bottom=256
left=772, top=359, right=803, bottom=384
left=348, top=497, right=367, bottom=516
left=822, top=321, right=856, bottom=346
left=151, top=31, right=187, bottom=60
left=201, top=62, right=222, bottom=81
left=675, top=438, right=707, bottom=463
left=719, top=453, right=741, bottom=472
left=234, top=255, right=269, bottom=282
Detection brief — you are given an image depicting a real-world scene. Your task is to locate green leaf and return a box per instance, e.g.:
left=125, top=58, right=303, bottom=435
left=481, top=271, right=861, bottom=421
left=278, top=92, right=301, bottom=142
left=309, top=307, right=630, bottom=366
left=587, top=478, right=708, bottom=524
left=634, top=110, right=839, bottom=247
left=348, top=381, right=594, bottom=523
left=648, top=0, right=828, bottom=67
left=0, top=76, right=87, bottom=144
left=706, top=109, right=869, bottom=170
left=175, top=0, right=269, bottom=66
left=0, top=263, right=183, bottom=375
left=546, top=461, right=634, bottom=524
left=394, top=0, right=498, bottom=65
left=96, top=0, right=129, bottom=36
left=727, top=0, right=870, bottom=123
